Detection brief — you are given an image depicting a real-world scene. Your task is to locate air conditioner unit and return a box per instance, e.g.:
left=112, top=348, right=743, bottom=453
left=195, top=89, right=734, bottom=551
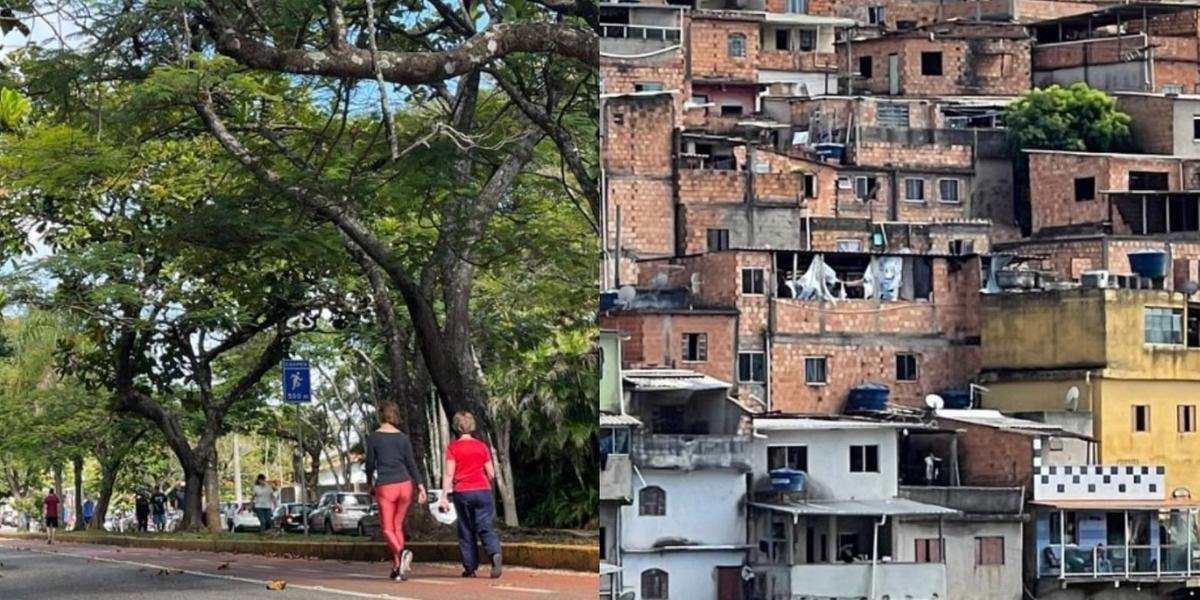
left=1081, top=270, right=1111, bottom=289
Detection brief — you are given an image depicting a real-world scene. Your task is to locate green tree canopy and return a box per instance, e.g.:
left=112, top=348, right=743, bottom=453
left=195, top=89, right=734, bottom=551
left=1005, top=83, right=1134, bottom=152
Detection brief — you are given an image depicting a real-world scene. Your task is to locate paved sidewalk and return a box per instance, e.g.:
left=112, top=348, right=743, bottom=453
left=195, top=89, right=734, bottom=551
left=0, top=538, right=596, bottom=599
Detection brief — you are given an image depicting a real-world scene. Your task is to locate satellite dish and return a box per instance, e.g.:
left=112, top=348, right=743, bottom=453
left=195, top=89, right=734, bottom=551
left=650, top=272, right=670, bottom=290
left=1184, top=281, right=1200, bottom=296
left=1065, top=386, right=1081, bottom=412
left=925, top=394, right=945, bottom=411
left=690, top=272, right=701, bottom=295
left=616, top=285, right=637, bottom=307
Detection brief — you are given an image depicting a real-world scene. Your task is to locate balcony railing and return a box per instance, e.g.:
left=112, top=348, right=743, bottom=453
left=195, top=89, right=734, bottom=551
left=600, top=23, right=681, bottom=42
left=1041, top=544, right=1200, bottom=579
left=632, top=434, right=753, bottom=471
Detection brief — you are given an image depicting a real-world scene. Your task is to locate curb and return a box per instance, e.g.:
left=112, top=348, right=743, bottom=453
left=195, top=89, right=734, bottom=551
left=0, top=533, right=598, bottom=572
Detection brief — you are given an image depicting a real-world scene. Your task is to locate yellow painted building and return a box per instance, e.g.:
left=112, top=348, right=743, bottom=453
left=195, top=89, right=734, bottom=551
left=980, top=288, right=1200, bottom=495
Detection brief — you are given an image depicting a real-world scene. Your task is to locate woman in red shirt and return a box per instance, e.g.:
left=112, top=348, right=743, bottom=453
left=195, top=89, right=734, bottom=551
left=438, top=411, right=503, bottom=578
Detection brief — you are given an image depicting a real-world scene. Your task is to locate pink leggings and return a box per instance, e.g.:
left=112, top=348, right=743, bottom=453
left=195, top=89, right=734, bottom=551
left=376, top=481, right=413, bottom=568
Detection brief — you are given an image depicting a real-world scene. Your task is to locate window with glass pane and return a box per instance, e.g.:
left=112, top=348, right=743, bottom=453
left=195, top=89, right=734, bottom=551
left=849, top=445, right=879, bottom=472
left=786, top=0, right=807, bottom=13
left=939, top=179, right=960, bottom=203
left=728, top=33, right=746, bottom=58
left=1145, top=307, right=1183, bottom=344
left=768, top=445, right=808, bottom=471
left=739, top=352, right=766, bottom=383
left=742, top=268, right=765, bottom=294
left=904, top=178, right=924, bottom=201
left=641, top=569, right=669, bottom=599
left=798, top=29, right=816, bottom=51
left=804, top=356, right=826, bottom=384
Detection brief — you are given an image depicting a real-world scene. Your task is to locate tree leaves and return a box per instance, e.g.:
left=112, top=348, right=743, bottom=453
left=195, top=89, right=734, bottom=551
left=1005, top=83, right=1134, bottom=153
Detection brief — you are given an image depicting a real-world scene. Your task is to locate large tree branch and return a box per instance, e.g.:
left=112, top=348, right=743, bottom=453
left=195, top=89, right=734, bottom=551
left=193, top=95, right=473, bottom=414
left=199, top=15, right=597, bottom=84
left=215, top=325, right=287, bottom=413
left=529, top=0, right=599, bottom=30
left=488, top=70, right=599, bottom=229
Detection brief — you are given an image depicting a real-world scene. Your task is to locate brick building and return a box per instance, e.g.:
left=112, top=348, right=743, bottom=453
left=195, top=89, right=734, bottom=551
left=840, top=20, right=1033, bottom=97
left=602, top=249, right=984, bottom=414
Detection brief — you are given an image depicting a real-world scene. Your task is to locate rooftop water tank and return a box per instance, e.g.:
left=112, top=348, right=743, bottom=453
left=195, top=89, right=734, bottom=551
left=769, top=468, right=806, bottom=492
left=1128, top=249, right=1168, bottom=279
left=847, top=383, right=890, bottom=413
left=939, top=388, right=972, bottom=409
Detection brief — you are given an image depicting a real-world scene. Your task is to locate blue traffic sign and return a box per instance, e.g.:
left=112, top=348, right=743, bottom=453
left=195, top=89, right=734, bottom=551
left=282, top=359, right=311, bottom=403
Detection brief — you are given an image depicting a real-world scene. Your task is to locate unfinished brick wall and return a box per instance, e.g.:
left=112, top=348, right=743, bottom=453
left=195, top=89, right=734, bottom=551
left=600, top=311, right=738, bottom=383
left=895, top=174, right=974, bottom=222
left=1012, top=0, right=1098, bottom=22
left=604, top=94, right=677, bottom=284
left=601, top=53, right=688, bottom=114
left=856, top=142, right=973, bottom=169
left=679, top=169, right=747, bottom=204
left=736, top=252, right=774, bottom=339
left=1154, top=61, right=1200, bottom=94
left=758, top=49, right=839, bottom=73
left=688, top=12, right=761, bottom=82
left=999, top=238, right=1106, bottom=282
left=768, top=341, right=980, bottom=413
left=949, top=421, right=1035, bottom=488
left=1116, top=94, right=1175, bottom=154
left=1028, top=151, right=1194, bottom=233
left=637, top=252, right=744, bottom=308
left=843, top=35, right=1032, bottom=97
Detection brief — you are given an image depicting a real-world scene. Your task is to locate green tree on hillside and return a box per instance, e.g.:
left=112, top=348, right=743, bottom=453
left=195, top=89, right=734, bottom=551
left=1005, top=83, right=1134, bottom=152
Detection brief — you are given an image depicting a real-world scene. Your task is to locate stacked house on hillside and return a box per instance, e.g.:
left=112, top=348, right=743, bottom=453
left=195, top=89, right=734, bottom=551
left=599, top=0, right=1200, bottom=598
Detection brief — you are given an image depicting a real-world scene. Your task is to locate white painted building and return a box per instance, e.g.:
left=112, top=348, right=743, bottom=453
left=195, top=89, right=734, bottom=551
left=747, top=417, right=958, bottom=600
left=619, top=369, right=753, bottom=600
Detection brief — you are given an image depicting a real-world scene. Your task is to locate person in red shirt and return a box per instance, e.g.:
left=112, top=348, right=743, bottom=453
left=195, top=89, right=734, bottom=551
left=438, top=412, right=502, bottom=578
left=43, top=489, right=59, bottom=545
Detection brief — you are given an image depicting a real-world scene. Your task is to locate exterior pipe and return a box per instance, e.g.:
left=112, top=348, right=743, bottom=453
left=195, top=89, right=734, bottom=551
left=870, top=514, right=887, bottom=600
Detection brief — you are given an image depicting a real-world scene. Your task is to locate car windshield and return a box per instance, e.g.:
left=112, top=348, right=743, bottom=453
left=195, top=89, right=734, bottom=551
left=339, top=494, right=370, bottom=506
left=286, top=503, right=306, bottom=513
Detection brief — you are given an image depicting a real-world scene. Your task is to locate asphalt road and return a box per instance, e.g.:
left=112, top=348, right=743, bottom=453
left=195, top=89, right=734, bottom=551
left=0, top=538, right=596, bottom=599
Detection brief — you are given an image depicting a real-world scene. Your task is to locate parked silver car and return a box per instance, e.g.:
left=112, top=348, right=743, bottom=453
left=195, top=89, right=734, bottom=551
left=308, top=492, right=371, bottom=534
left=358, top=489, right=450, bottom=539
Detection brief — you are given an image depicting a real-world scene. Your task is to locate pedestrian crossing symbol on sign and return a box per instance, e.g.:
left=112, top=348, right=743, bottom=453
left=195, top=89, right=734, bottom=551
left=282, top=359, right=311, bottom=403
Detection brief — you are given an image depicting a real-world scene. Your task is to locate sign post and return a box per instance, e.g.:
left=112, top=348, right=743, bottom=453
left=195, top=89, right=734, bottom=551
left=282, top=359, right=312, bottom=537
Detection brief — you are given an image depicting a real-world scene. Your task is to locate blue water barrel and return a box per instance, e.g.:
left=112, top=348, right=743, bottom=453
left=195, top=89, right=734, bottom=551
left=599, top=292, right=618, bottom=312
left=814, top=143, right=845, bottom=162
left=1129, top=249, right=1168, bottom=279
left=769, top=469, right=806, bottom=492
left=847, top=383, right=890, bottom=412
left=939, top=388, right=972, bottom=409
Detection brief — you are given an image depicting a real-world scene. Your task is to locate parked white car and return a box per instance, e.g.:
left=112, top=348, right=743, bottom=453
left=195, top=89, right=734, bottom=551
left=308, top=492, right=371, bottom=534
left=224, top=502, right=263, bottom=532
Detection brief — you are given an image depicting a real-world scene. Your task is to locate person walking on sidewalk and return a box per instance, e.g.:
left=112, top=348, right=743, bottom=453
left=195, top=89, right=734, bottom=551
left=252, top=474, right=276, bottom=534
left=438, top=411, right=503, bottom=578
left=365, top=402, right=427, bottom=582
left=43, top=489, right=60, bottom=545
left=134, top=492, right=150, bottom=532
left=150, top=486, right=169, bottom=532
left=82, top=496, right=94, bottom=529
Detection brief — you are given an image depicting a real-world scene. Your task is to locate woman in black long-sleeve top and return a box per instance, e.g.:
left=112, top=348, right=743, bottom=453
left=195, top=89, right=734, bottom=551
left=366, top=402, right=427, bottom=581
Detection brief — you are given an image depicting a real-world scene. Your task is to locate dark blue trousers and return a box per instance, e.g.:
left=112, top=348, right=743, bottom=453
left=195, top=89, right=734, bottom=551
left=452, top=489, right=502, bottom=571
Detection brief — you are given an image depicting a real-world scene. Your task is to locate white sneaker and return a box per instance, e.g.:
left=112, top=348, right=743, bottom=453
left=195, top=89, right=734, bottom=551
left=399, top=549, right=413, bottom=581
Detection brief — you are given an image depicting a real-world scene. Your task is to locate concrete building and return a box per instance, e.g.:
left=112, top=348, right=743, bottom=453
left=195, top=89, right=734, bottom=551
left=747, top=417, right=959, bottom=600
left=980, top=288, right=1200, bottom=497
left=619, top=369, right=753, bottom=600
left=601, top=330, right=638, bottom=599
left=1116, top=92, right=1200, bottom=157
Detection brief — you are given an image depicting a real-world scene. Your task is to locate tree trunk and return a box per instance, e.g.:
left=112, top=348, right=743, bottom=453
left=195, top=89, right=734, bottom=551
left=205, top=447, right=221, bottom=533
left=72, top=456, right=84, bottom=531
left=93, top=458, right=122, bottom=530
left=181, top=468, right=204, bottom=530
left=490, top=418, right=519, bottom=527
left=52, top=464, right=63, bottom=523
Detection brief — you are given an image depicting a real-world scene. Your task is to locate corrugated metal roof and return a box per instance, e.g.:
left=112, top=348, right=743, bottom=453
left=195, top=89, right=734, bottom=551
left=751, top=498, right=958, bottom=517
left=623, top=369, right=731, bottom=391
left=600, top=414, right=643, bottom=427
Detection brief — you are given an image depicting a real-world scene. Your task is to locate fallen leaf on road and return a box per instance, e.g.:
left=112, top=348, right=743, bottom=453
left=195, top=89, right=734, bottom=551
left=217, top=562, right=230, bottom=570
left=267, top=579, right=287, bottom=591
left=156, top=569, right=181, bottom=576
